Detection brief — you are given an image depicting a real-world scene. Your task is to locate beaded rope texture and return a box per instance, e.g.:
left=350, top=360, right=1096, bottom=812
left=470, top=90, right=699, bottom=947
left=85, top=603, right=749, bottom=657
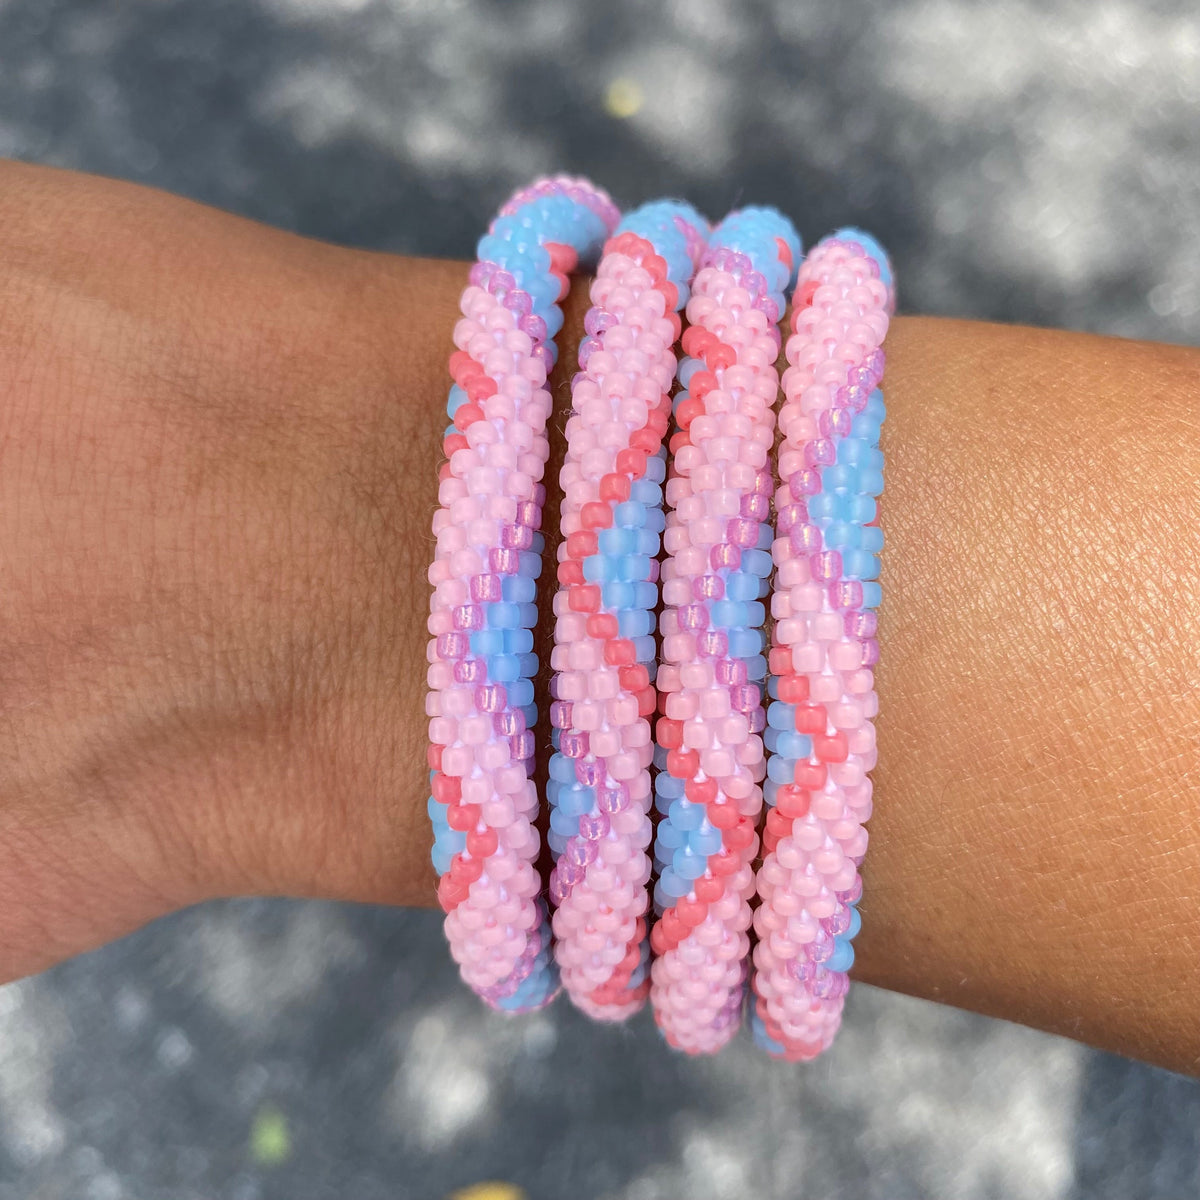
left=427, top=176, right=619, bottom=1012
left=750, top=229, right=893, bottom=1060
left=549, top=200, right=709, bottom=1020
left=651, top=208, right=801, bottom=1054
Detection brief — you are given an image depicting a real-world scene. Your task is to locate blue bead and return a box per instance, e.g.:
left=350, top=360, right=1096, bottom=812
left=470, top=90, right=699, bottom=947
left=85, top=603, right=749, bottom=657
left=656, top=823, right=684, bottom=851
left=745, top=653, right=767, bottom=681
left=517, top=550, right=542, bottom=578
left=826, top=938, right=855, bottom=973
left=549, top=753, right=575, bottom=783
left=489, top=654, right=519, bottom=682
left=726, top=571, right=758, bottom=602
left=517, top=652, right=538, bottom=678
left=776, top=731, right=811, bottom=759
left=688, top=825, right=723, bottom=856
left=767, top=701, right=796, bottom=731
left=673, top=847, right=707, bottom=880
left=743, top=548, right=772, bottom=577
left=619, top=610, right=652, bottom=638
left=645, top=454, right=667, bottom=483
left=583, top=555, right=609, bottom=582
left=633, top=581, right=656, bottom=610
left=657, top=868, right=689, bottom=900
left=636, top=527, right=661, bottom=553
left=728, top=628, right=761, bottom=659
left=549, top=806, right=579, bottom=837
left=846, top=907, right=862, bottom=939
left=431, top=846, right=454, bottom=876
left=668, top=798, right=703, bottom=831
left=861, top=526, right=884, bottom=553
left=632, top=633, right=656, bottom=661
left=631, top=480, right=661, bottom=506
left=622, top=554, right=652, bottom=583
left=613, top=501, right=644, bottom=529
left=504, top=628, right=533, bottom=654
left=602, top=581, right=635, bottom=610
left=470, top=630, right=502, bottom=656
left=767, top=754, right=794, bottom=783
left=502, top=574, right=536, bottom=603
left=446, top=384, right=468, bottom=418
left=655, top=771, right=685, bottom=799
left=599, top=526, right=635, bottom=556
left=809, top=493, right=837, bottom=521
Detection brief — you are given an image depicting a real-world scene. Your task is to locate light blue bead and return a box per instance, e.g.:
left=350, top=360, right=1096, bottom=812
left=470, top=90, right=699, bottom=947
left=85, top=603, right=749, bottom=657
left=502, top=575, right=536, bottom=603
left=744, top=601, right=765, bottom=628
left=470, top=630, right=502, bottom=656
left=767, top=754, right=795, bottom=783
left=446, top=384, right=468, bottom=418
left=613, top=501, right=644, bottom=529
left=621, top=554, right=652, bottom=582
left=776, top=731, right=811, bottom=759
left=846, top=907, right=862, bottom=939
left=656, top=823, right=684, bottom=851
left=632, top=634, right=656, bottom=661
left=583, top=555, right=610, bottom=582
left=431, top=845, right=454, bottom=875
left=860, top=469, right=885, bottom=498
left=486, top=602, right=519, bottom=629
left=619, top=610, right=652, bottom=638
left=862, top=581, right=882, bottom=609
left=517, top=550, right=542, bottom=578
left=809, top=493, right=837, bottom=521
left=517, top=652, right=538, bottom=678
left=728, top=628, right=761, bottom=659
left=668, top=798, right=703, bottom=831
left=504, top=629, right=533, bottom=655
left=688, top=825, right=723, bottom=856
left=826, top=938, right=855, bottom=973
left=861, top=526, right=884, bottom=553
left=851, top=495, right=877, bottom=524
left=599, top=527, right=635, bottom=556
left=746, top=654, right=767, bottom=681
left=559, top=783, right=595, bottom=817
left=655, top=771, right=685, bottom=799
left=549, top=806, right=579, bottom=837
left=657, top=869, right=689, bottom=900
left=631, top=480, right=661, bottom=506
left=636, top=527, right=661, bottom=553
left=603, top=581, right=635, bottom=610
left=549, top=753, right=575, bottom=783
left=489, top=654, right=519, bottom=682
left=768, top=701, right=796, bottom=731
left=673, top=847, right=707, bottom=880
left=743, top=548, right=772, bottom=577
left=645, top=454, right=667, bottom=483
left=763, top=778, right=779, bottom=807
left=529, top=532, right=545, bottom=555
left=633, top=581, right=656, bottom=610
left=726, top=571, right=758, bottom=602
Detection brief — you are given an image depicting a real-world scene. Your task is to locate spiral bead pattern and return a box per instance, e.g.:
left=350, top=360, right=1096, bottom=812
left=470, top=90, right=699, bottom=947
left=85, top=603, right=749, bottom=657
left=650, top=208, right=800, bottom=1053
left=750, top=228, right=893, bottom=1059
left=426, top=176, right=618, bottom=1012
left=548, top=201, right=709, bottom=1020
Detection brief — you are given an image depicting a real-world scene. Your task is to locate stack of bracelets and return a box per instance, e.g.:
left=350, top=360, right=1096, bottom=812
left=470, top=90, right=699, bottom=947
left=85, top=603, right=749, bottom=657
left=426, top=175, right=892, bottom=1058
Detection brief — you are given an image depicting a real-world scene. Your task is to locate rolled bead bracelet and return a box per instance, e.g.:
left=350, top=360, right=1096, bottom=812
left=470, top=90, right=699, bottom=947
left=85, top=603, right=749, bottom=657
left=426, top=175, right=619, bottom=1012
left=548, top=199, right=710, bottom=1020
left=750, top=229, right=894, bottom=1060
left=650, top=208, right=801, bottom=1054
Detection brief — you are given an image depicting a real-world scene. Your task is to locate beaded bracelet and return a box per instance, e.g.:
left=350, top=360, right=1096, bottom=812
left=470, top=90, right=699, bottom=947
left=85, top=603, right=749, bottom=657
left=750, top=229, right=894, bottom=1060
left=650, top=208, right=801, bottom=1054
left=548, top=200, right=709, bottom=1020
left=426, top=176, right=619, bottom=1012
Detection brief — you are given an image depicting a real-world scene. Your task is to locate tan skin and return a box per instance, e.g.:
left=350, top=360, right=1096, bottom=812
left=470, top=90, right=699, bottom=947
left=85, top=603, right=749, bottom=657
left=0, top=160, right=1196, bottom=1074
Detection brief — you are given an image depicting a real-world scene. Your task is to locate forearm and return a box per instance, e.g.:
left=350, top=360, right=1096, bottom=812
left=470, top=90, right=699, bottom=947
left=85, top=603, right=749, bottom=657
left=0, top=162, right=1196, bottom=1074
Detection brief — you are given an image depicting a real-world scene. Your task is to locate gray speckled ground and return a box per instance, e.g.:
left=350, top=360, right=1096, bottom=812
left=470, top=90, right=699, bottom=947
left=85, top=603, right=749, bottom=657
left=1, top=2, right=1198, bottom=1197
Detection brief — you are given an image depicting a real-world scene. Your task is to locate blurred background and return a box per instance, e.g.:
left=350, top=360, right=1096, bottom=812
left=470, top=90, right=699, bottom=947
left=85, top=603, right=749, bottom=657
left=1, top=1, right=1199, bottom=1197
